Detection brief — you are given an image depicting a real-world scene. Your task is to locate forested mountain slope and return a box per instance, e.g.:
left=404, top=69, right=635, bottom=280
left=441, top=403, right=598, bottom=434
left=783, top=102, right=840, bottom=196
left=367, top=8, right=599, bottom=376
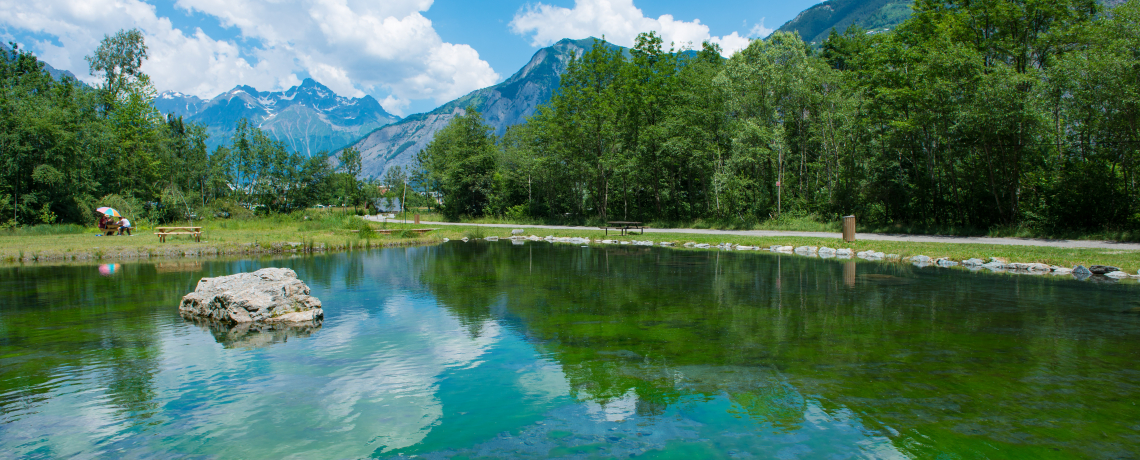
left=775, top=0, right=913, bottom=45
left=346, top=38, right=613, bottom=178
left=776, top=0, right=1123, bottom=45
left=1, top=42, right=83, bottom=83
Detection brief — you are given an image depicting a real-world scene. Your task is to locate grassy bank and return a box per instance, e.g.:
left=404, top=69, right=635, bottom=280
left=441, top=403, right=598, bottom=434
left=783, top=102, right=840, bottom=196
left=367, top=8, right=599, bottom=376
left=4, top=213, right=1140, bottom=274
left=409, top=211, right=1140, bottom=242
left=0, top=211, right=437, bottom=264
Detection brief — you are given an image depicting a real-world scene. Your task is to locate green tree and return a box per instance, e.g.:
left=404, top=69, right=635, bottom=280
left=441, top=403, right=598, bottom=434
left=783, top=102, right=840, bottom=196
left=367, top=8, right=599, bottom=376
left=538, top=38, right=626, bottom=220
left=338, top=146, right=364, bottom=211
left=418, top=108, right=498, bottom=218
left=86, top=28, right=148, bottom=112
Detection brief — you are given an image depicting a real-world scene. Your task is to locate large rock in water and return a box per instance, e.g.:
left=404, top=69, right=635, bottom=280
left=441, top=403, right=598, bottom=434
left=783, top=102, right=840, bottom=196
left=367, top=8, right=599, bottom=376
left=179, top=268, right=323, bottom=323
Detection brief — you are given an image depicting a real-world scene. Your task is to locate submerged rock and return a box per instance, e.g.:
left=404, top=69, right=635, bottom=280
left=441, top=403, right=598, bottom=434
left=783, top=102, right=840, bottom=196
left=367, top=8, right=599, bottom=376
left=179, top=268, right=323, bottom=324
left=1105, top=270, right=1130, bottom=279
left=963, top=258, right=985, bottom=266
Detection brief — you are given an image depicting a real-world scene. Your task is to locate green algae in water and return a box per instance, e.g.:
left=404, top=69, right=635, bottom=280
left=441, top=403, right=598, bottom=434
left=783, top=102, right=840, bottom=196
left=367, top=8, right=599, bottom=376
left=1, top=243, right=1139, bottom=459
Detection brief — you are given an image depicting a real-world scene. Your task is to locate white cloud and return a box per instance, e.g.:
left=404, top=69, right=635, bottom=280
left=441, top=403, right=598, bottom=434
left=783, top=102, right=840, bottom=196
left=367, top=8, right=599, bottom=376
left=0, top=0, right=499, bottom=105
left=172, top=0, right=499, bottom=103
left=510, top=0, right=756, bottom=57
left=749, top=19, right=774, bottom=39
left=380, top=95, right=411, bottom=117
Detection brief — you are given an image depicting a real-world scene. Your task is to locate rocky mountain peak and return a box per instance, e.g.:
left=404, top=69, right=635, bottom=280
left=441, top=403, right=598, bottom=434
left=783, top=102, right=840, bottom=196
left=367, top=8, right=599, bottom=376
left=155, top=78, right=401, bottom=156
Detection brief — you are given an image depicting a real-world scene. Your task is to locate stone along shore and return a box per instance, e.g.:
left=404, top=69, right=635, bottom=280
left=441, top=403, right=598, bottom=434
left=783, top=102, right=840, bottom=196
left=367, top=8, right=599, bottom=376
left=442, top=233, right=1138, bottom=282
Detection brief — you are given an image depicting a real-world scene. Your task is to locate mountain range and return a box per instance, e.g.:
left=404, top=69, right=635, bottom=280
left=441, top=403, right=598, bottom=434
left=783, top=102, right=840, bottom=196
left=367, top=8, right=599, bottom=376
left=155, top=79, right=401, bottom=156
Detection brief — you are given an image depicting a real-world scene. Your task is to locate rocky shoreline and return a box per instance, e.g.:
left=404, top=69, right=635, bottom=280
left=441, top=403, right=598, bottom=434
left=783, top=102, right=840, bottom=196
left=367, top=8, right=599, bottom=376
left=9, top=231, right=1136, bottom=282
left=447, top=234, right=1140, bottom=282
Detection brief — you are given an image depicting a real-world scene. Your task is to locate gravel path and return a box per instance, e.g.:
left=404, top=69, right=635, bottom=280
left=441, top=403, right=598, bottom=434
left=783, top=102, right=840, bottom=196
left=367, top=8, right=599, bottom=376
left=364, top=218, right=1140, bottom=250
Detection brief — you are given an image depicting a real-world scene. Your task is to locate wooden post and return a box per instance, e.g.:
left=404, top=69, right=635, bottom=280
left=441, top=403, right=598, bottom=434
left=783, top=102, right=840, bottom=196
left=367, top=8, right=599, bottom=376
left=414, top=214, right=420, bottom=224
left=842, top=215, right=856, bottom=243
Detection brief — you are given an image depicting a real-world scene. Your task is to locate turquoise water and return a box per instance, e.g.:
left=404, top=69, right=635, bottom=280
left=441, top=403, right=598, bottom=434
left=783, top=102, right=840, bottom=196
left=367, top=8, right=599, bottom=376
left=2, top=243, right=1139, bottom=458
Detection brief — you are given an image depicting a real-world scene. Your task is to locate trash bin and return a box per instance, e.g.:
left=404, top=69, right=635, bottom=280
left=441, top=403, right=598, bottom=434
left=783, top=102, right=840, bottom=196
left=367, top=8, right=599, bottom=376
left=842, top=215, right=856, bottom=243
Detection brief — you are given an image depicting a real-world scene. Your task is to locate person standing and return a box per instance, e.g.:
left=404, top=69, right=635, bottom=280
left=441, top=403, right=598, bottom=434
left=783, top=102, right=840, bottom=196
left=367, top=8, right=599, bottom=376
left=118, top=216, right=132, bottom=236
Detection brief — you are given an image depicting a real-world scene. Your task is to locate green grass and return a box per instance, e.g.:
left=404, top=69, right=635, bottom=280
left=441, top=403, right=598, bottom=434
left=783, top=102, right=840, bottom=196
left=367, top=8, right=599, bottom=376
left=5, top=212, right=1139, bottom=274
left=0, top=210, right=438, bottom=265
left=1, top=224, right=88, bottom=236
left=414, top=211, right=1140, bottom=242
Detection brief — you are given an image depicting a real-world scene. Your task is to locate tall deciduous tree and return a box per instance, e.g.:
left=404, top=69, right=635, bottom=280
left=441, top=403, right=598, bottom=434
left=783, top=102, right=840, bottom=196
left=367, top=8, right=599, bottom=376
left=86, top=28, right=148, bottom=111
left=418, top=108, right=498, bottom=218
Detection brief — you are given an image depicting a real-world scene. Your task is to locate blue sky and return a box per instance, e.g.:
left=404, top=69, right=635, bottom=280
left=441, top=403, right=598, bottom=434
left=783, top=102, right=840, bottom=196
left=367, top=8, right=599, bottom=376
left=0, top=0, right=824, bottom=116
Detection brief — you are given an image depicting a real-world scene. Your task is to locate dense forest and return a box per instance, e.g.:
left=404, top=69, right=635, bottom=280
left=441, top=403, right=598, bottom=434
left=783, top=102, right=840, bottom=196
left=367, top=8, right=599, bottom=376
left=420, top=0, right=1140, bottom=234
left=4, top=0, right=1139, bottom=234
left=0, top=30, right=391, bottom=228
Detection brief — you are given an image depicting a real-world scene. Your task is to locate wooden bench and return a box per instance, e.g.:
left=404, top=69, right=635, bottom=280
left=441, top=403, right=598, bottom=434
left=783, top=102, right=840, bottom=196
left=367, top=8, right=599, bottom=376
left=601, top=221, right=645, bottom=236
left=155, top=226, right=202, bottom=242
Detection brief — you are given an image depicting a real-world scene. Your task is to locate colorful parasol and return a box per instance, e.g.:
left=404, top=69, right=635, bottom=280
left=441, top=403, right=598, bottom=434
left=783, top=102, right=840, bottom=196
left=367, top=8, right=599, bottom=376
left=96, top=207, right=121, bottom=218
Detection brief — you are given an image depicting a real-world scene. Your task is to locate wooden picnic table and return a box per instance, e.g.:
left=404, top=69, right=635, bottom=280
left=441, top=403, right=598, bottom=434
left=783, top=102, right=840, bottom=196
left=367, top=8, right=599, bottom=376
left=154, top=226, right=202, bottom=242
left=601, top=221, right=645, bottom=236
left=100, top=223, right=122, bottom=236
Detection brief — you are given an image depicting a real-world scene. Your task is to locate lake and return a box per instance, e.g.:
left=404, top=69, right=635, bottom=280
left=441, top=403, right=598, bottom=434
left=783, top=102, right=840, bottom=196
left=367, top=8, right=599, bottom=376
left=1, top=242, right=1138, bottom=459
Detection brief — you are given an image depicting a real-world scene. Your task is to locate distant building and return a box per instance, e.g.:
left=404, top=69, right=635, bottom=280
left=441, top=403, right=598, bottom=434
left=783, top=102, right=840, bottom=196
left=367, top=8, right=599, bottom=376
left=374, top=197, right=402, bottom=213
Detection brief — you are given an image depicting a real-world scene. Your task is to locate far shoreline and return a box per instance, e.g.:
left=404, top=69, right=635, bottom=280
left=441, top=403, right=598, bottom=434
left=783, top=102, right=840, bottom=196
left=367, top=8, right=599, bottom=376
left=4, top=218, right=1139, bottom=282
